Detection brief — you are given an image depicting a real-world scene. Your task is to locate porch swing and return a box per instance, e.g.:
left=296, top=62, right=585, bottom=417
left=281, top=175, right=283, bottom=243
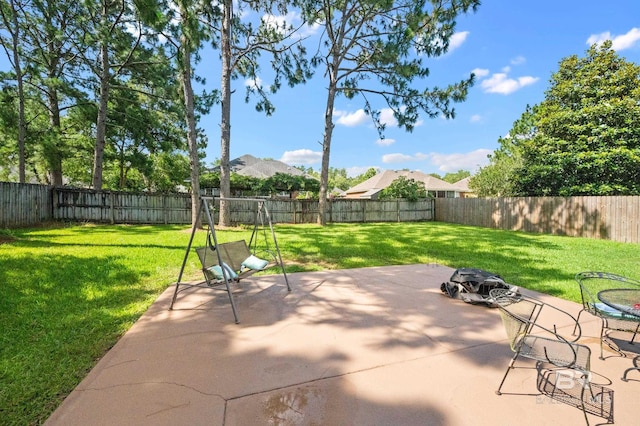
left=169, top=196, right=291, bottom=323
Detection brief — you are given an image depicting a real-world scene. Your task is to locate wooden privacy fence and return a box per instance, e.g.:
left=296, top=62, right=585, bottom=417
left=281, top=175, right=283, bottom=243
left=3, top=181, right=639, bottom=243
left=0, top=182, right=52, bottom=228
left=54, top=188, right=193, bottom=224
left=0, top=183, right=434, bottom=227
left=213, top=198, right=434, bottom=224
left=53, top=192, right=433, bottom=224
left=435, top=196, right=640, bottom=243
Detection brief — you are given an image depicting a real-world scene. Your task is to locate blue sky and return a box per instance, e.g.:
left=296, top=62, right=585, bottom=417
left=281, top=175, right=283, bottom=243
left=197, top=0, right=640, bottom=177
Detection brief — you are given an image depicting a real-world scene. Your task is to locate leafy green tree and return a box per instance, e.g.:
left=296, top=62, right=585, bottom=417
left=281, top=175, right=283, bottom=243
left=200, top=171, right=220, bottom=190
left=514, top=42, right=640, bottom=196
left=0, top=0, right=205, bottom=194
left=442, top=170, right=470, bottom=183
left=470, top=105, right=534, bottom=196
left=0, top=83, right=20, bottom=180
left=349, top=167, right=378, bottom=188
left=380, top=176, right=427, bottom=201
left=302, top=0, right=480, bottom=224
left=230, top=174, right=259, bottom=194
left=302, top=176, right=320, bottom=193
left=327, top=167, right=349, bottom=191
left=147, top=152, right=191, bottom=193
left=82, top=0, right=171, bottom=190
left=17, top=0, right=87, bottom=186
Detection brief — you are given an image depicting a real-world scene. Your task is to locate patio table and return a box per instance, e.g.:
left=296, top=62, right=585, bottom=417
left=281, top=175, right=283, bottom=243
left=597, top=288, right=640, bottom=381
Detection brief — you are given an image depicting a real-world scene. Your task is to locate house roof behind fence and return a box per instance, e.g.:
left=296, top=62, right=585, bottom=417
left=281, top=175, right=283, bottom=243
left=345, top=170, right=459, bottom=196
left=452, top=177, right=472, bottom=192
left=210, top=154, right=307, bottom=179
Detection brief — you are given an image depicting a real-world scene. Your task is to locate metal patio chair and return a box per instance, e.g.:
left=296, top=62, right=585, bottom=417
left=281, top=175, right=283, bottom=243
left=573, top=271, right=640, bottom=359
left=491, top=289, right=606, bottom=425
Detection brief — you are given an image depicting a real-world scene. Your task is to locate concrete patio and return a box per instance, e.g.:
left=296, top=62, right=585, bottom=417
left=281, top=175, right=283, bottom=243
left=45, top=264, right=639, bottom=425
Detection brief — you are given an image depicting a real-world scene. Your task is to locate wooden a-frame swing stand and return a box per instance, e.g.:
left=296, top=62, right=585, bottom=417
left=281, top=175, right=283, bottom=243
left=169, top=196, right=291, bottom=323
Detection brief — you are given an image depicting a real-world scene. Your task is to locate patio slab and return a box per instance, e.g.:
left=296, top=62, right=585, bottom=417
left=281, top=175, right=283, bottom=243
left=45, top=264, right=640, bottom=425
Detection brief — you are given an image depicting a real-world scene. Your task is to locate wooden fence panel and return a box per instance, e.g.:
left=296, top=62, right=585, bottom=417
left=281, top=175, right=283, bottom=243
left=54, top=188, right=192, bottom=224
left=399, top=199, right=434, bottom=222
left=365, top=199, right=398, bottom=222
left=0, top=182, right=52, bottom=227
left=199, top=198, right=434, bottom=224
left=330, top=199, right=365, bottom=222
left=435, top=196, right=640, bottom=243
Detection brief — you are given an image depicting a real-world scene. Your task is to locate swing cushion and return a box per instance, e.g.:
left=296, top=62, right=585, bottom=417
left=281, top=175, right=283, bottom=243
left=241, top=255, right=269, bottom=271
left=207, top=262, right=238, bottom=280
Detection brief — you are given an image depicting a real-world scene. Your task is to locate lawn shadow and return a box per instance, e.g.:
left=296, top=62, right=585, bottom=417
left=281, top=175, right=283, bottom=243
left=102, top=263, right=616, bottom=425
left=275, top=222, right=575, bottom=298
left=0, top=252, right=163, bottom=424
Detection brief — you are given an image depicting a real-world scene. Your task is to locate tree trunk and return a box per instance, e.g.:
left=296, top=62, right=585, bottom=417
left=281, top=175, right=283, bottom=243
left=179, top=8, right=202, bottom=229
left=218, top=0, right=233, bottom=227
left=44, top=14, right=63, bottom=187
left=318, top=67, right=338, bottom=225
left=9, top=0, right=26, bottom=183
left=46, top=80, right=63, bottom=187
left=92, top=37, right=110, bottom=190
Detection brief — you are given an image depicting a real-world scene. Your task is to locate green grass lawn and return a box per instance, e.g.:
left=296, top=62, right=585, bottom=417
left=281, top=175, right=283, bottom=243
left=1, top=221, right=639, bottom=425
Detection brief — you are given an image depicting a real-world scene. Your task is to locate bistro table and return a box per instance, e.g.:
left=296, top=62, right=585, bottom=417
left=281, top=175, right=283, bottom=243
left=597, top=288, right=640, bottom=381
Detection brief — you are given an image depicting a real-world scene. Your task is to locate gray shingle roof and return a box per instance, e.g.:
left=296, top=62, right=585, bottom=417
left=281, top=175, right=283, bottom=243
left=211, top=154, right=306, bottom=178
left=345, top=170, right=459, bottom=195
left=452, top=177, right=472, bottom=191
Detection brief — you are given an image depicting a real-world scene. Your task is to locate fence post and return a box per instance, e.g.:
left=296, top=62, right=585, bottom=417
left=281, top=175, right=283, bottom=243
left=110, top=191, right=115, bottom=224
left=294, top=199, right=298, bottom=224
left=163, top=194, right=168, bottom=225
left=50, top=187, right=56, bottom=220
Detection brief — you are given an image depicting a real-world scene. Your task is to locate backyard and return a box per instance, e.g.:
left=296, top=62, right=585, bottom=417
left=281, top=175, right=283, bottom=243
left=1, top=221, right=639, bottom=425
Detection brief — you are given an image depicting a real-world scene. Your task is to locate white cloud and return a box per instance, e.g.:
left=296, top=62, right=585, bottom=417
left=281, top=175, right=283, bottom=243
left=517, top=76, right=539, bottom=86
left=382, top=153, right=414, bottom=163
left=470, top=114, right=482, bottom=123
left=376, top=138, right=396, bottom=146
left=279, top=149, right=322, bottom=165
left=334, top=109, right=369, bottom=126
left=298, top=21, right=322, bottom=38
left=429, top=149, right=492, bottom=172
left=334, top=107, right=424, bottom=128
left=382, top=152, right=428, bottom=163
left=449, top=31, right=470, bottom=52
left=426, top=30, right=469, bottom=56
left=379, top=108, right=397, bottom=127
left=480, top=73, right=539, bottom=95
left=334, top=107, right=423, bottom=128
left=261, top=13, right=292, bottom=34
left=380, top=107, right=423, bottom=128
left=244, top=76, right=263, bottom=89
left=510, top=56, right=526, bottom=65
left=471, top=68, right=490, bottom=77
left=587, top=27, right=640, bottom=51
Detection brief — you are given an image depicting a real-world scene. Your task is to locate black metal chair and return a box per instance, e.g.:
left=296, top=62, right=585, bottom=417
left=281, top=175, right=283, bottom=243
left=491, top=289, right=602, bottom=425
left=573, top=271, right=640, bottom=359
